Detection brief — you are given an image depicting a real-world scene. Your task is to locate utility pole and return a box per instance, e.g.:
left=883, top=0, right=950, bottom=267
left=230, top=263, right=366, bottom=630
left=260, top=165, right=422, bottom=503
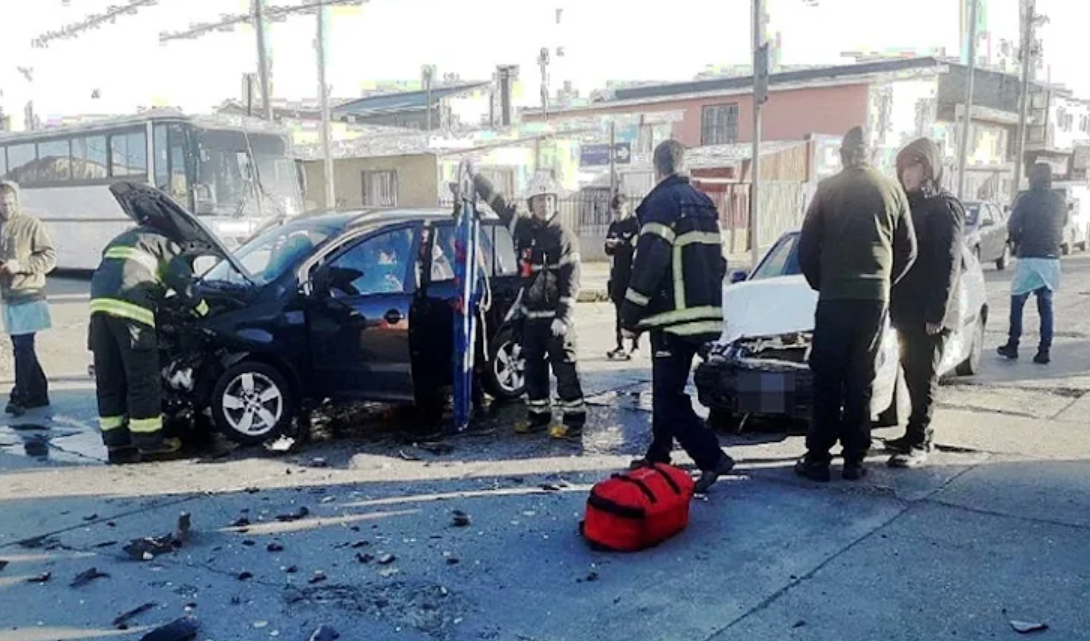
left=316, top=4, right=335, bottom=209
left=253, top=0, right=274, bottom=121
left=957, top=0, right=979, bottom=200
left=750, top=0, right=769, bottom=269
left=609, top=119, right=617, bottom=197
left=538, top=47, right=551, bottom=120
left=1012, top=0, right=1036, bottom=201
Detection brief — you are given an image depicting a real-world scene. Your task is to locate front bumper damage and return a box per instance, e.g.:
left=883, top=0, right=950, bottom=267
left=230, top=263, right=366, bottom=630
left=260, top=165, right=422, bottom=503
left=695, top=332, right=814, bottom=421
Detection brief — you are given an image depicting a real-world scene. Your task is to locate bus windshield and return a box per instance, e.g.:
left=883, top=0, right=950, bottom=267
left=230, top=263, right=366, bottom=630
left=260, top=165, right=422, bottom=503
left=193, top=128, right=301, bottom=219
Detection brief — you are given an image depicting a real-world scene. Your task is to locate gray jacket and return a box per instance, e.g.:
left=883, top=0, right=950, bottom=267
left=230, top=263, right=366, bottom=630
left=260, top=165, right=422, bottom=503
left=1008, top=189, right=1068, bottom=259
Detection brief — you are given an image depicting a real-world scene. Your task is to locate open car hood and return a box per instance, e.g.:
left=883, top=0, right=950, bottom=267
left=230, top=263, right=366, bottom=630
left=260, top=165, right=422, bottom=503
left=109, top=183, right=254, bottom=284
left=719, top=275, right=818, bottom=345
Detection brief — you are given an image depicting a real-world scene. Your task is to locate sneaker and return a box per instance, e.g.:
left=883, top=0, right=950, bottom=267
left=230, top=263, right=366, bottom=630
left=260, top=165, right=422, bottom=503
left=548, top=424, right=583, bottom=441
left=883, top=435, right=915, bottom=455
left=842, top=460, right=869, bottom=481
left=997, top=344, right=1019, bottom=360
left=794, top=456, right=831, bottom=483
left=1034, top=350, right=1051, bottom=365
left=606, top=347, right=631, bottom=361
left=693, top=453, right=737, bottom=494
left=138, top=437, right=184, bottom=459
left=888, top=447, right=930, bottom=469
left=107, top=446, right=140, bottom=465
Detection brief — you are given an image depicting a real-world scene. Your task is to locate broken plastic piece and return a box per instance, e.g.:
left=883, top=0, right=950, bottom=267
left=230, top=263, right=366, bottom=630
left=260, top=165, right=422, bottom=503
left=1010, top=621, right=1049, bottom=634
left=451, top=510, right=471, bottom=527
left=138, top=617, right=199, bottom=641
left=70, top=567, right=109, bottom=588
left=113, top=602, right=157, bottom=628
left=307, top=625, right=341, bottom=641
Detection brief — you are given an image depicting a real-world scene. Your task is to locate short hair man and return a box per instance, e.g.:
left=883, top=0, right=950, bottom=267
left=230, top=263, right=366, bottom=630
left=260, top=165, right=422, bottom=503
left=796, top=126, right=917, bottom=482
left=604, top=192, right=640, bottom=359
left=620, top=140, right=734, bottom=493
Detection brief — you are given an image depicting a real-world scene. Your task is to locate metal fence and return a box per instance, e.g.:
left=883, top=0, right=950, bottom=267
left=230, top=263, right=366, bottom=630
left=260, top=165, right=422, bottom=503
left=442, top=180, right=813, bottom=261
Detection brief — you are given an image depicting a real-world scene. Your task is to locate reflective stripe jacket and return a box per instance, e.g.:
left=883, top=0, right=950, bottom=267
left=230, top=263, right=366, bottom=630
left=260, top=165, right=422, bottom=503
left=90, top=226, right=206, bottom=327
left=474, top=175, right=581, bottom=326
left=620, top=175, right=726, bottom=342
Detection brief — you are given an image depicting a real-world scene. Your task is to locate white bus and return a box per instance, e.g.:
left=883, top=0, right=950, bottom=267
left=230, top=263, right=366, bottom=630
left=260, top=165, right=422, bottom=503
left=0, top=109, right=304, bottom=269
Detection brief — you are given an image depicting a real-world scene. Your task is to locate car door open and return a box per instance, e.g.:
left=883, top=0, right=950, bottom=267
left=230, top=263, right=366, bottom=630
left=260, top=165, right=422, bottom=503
left=305, top=225, right=419, bottom=402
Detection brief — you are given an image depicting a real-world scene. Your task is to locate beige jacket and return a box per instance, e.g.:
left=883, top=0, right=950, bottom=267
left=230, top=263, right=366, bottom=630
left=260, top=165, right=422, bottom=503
left=0, top=183, right=56, bottom=303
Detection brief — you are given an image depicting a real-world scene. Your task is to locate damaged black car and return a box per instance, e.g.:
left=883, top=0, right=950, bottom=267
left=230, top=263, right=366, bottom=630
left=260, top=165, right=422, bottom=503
left=103, top=183, right=526, bottom=445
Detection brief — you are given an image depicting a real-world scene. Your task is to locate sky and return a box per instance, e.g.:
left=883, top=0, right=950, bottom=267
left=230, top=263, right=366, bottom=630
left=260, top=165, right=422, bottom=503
left=0, top=0, right=1086, bottom=123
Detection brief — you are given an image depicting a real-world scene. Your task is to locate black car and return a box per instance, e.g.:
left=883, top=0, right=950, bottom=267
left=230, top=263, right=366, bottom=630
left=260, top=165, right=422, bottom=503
left=112, top=184, right=526, bottom=445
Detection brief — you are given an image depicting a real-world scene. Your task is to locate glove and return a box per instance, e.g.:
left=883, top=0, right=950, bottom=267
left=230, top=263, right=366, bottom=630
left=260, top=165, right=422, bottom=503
left=551, top=318, right=568, bottom=337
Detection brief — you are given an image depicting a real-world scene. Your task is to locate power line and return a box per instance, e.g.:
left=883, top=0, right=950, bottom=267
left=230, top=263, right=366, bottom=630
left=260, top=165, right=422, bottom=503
left=158, top=0, right=365, bottom=43
left=31, top=0, right=161, bottom=49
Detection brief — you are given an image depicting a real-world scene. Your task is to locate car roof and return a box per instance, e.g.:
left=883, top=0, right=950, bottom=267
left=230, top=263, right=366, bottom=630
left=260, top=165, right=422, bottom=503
left=263, top=207, right=501, bottom=235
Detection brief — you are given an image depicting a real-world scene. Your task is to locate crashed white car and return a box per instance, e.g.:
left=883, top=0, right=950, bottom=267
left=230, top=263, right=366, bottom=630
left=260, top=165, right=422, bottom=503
left=695, top=230, right=988, bottom=428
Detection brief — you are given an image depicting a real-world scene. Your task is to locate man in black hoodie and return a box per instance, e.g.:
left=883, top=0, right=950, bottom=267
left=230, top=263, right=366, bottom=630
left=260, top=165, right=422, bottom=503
left=888, top=138, right=965, bottom=468
left=604, top=193, right=640, bottom=359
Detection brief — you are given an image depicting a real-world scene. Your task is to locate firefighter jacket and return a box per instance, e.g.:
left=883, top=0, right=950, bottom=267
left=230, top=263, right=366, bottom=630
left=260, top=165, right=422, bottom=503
left=90, top=226, right=208, bottom=328
left=620, top=175, right=725, bottom=342
left=474, top=175, right=581, bottom=326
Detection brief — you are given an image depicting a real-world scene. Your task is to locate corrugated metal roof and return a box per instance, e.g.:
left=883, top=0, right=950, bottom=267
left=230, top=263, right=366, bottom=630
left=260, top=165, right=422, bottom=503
left=611, top=57, right=946, bottom=102
left=332, top=82, right=490, bottom=117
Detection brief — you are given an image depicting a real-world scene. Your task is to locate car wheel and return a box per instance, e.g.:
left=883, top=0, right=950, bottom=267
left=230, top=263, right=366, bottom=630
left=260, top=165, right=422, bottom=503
left=211, top=361, right=296, bottom=446
left=484, top=327, right=526, bottom=401
left=706, top=407, right=739, bottom=432
left=955, top=314, right=986, bottom=376
left=996, top=244, right=1010, bottom=271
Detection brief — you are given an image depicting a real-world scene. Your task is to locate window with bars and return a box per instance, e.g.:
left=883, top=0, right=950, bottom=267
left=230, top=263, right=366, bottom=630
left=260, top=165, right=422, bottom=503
left=362, top=170, right=398, bottom=207
left=701, top=104, right=739, bottom=146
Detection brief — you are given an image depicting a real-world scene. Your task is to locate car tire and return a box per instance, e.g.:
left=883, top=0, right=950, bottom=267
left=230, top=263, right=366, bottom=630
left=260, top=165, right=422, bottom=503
left=705, top=407, right=740, bottom=432
left=483, top=326, right=526, bottom=401
left=211, top=361, right=296, bottom=446
left=996, top=244, right=1010, bottom=271
left=955, top=314, right=986, bottom=377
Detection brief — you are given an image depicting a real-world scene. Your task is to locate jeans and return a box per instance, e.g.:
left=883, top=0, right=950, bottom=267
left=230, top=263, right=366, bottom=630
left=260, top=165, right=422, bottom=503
left=806, top=300, right=887, bottom=464
left=1008, top=287, right=1054, bottom=352
left=645, top=331, right=727, bottom=471
left=11, top=333, right=48, bottom=405
left=899, top=325, right=948, bottom=448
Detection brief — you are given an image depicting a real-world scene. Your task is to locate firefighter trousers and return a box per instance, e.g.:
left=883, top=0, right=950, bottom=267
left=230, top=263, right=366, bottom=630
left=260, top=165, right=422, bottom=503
left=522, top=318, right=585, bottom=428
left=89, top=313, right=165, bottom=450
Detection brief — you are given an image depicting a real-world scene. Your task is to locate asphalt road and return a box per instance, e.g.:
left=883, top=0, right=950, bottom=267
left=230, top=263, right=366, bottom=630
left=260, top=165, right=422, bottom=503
left=1, top=257, right=1089, bottom=641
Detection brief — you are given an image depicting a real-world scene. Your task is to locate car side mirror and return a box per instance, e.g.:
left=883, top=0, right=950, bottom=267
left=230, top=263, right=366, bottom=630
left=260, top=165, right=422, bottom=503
left=729, top=269, right=749, bottom=284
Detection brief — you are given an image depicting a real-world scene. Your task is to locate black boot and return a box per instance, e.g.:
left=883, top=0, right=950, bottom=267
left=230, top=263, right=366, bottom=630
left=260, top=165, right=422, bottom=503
left=794, top=454, right=831, bottom=483
left=842, top=459, right=869, bottom=481
left=997, top=343, right=1019, bottom=360
left=694, top=453, right=736, bottom=494
left=1034, top=349, right=1051, bottom=365
left=883, top=435, right=915, bottom=455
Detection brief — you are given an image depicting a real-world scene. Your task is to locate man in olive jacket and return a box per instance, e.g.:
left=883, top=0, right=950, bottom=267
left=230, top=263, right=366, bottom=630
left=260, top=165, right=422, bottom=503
left=888, top=138, right=965, bottom=469
left=796, top=126, right=917, bottom=482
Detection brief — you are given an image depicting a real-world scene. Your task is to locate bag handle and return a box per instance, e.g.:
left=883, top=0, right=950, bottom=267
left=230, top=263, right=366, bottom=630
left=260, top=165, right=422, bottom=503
left=649, top=464, right=683, bottom=495
left=614, top=475, right=657, bottom=504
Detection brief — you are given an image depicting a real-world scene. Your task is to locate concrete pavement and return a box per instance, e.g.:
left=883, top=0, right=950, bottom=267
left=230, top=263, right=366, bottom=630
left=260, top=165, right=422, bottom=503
left=2, top=255, right=1090, bottom=640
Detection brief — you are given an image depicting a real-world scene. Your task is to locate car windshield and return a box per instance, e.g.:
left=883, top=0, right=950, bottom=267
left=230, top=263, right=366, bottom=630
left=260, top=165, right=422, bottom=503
left=751, top=233, right=802, bottom=280
left=203, top=223, right=335, bottom=286
left=965, top=204, right=981, bottom=226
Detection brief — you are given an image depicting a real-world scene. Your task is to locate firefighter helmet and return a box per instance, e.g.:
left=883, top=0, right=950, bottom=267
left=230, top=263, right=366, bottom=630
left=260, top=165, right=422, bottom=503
left=524, top=172, right=561, bottom=201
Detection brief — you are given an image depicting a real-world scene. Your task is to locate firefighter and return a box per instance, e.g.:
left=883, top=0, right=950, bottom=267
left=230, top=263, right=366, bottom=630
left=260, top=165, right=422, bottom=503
left=89, top=197, right=210, bottom=464
left=620, top=140, right=735, bottom=494
left=470, top=167, right=586, bottom=440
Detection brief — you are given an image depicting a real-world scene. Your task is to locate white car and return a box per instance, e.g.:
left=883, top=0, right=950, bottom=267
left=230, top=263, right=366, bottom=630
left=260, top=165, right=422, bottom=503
left=695, top=230, right=988, bottom=429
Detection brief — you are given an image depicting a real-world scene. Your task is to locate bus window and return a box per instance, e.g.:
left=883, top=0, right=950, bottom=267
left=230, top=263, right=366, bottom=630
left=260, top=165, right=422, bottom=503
left=38, top=139, right=71, bottom=182
left=110, top=131, right=147, bottom=178
left=7, top=144, right=37, bottom=183
left=72, top=136, right=108, bottom=180
left=169, top=125, right=190, bottom=206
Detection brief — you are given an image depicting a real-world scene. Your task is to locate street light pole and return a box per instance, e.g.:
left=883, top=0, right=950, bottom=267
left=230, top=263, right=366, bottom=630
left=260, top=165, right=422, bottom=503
left=1013, top=0, right=1036, bottom=201
left=316, top=4, right=335, bottom=209
left=253, top=0, right=274, bottom=121
left=750, top=0, right=767, bottom=269
left=957, top=0, right=979, bottom=200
